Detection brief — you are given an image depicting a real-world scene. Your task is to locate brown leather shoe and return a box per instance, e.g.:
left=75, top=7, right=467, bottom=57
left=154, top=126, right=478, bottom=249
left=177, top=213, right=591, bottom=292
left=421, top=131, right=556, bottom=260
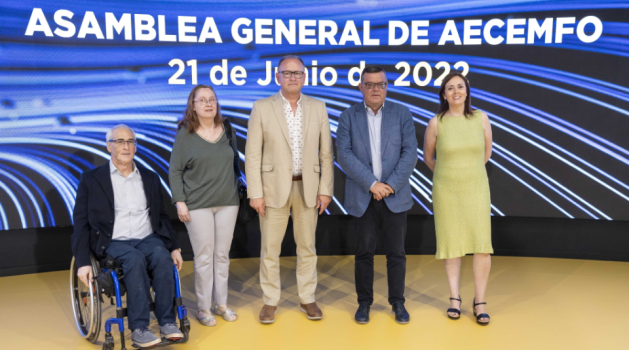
left=300, top=302, right=323, bottom=320
left=259, top=304, right=277, bottom=324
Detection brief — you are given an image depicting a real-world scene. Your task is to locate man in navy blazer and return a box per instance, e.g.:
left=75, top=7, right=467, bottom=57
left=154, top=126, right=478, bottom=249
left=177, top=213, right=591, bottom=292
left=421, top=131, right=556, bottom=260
left=71, top=125, right=183, bottom=348
left=336, top=66, right=418, bottom=324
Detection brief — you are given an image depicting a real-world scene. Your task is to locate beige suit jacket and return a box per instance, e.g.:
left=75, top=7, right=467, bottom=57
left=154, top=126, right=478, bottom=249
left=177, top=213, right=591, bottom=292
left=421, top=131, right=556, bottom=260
left=245, top=92, right=334, bottom=208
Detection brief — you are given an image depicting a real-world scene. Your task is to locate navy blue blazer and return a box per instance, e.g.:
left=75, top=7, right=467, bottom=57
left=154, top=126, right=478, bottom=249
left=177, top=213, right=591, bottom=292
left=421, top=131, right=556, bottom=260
left=71, top=162, right=180, bottom=268
left=336, top=100, right=418, bottom=217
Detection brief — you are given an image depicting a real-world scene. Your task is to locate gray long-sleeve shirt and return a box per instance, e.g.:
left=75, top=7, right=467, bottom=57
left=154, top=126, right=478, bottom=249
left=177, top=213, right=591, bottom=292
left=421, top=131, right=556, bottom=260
left=169, top=125, right=239, bottom=210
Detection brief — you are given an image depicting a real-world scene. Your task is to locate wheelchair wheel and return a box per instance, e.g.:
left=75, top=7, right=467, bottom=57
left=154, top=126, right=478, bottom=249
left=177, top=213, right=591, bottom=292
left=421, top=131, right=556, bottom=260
left=70, top=255, right=102, bottom=343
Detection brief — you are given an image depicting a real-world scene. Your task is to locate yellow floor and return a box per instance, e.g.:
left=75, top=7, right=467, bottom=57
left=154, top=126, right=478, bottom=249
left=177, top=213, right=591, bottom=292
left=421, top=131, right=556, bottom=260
left=0, top=255, right=627, bottom=350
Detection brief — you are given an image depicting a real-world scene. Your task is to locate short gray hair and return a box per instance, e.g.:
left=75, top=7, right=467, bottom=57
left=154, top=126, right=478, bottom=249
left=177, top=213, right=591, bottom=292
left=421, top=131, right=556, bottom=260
left=106, top=124, right=136, bottom=142
left=278, top=55, right=305, bottom=71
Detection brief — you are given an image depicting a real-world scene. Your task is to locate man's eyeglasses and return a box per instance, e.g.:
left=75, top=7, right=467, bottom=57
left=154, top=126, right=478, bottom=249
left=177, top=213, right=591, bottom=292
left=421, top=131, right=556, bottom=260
left=194, top=98, right=217, bottom=105
left=108, top=139, right=137, bottom=146
left=280, top=71, right=304, bottom=79
left=363, top=82, right=388, bottom=90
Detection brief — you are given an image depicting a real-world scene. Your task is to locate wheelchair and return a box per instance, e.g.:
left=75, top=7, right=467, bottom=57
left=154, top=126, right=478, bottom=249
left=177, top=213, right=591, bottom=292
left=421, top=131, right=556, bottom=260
left=70, top=254, right=190, bottom=350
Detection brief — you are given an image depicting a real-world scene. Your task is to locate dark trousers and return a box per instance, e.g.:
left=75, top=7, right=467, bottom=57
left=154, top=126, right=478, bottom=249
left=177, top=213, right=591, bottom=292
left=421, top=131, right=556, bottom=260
left=105, top=233, right=176, bottom=330
left=354, top=198, right=407, bottom=306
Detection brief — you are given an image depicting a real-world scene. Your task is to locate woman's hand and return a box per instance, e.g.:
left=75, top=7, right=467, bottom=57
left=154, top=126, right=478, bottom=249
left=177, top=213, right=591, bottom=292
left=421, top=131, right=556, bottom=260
left=176, top=201, right=190, bottom=222
left=423, top=116, right=438, bottom=172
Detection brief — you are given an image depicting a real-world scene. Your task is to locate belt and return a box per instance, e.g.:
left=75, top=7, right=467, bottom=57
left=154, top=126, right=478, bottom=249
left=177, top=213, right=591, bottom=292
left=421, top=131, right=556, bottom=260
left=292, top=174, right=303, bottom=181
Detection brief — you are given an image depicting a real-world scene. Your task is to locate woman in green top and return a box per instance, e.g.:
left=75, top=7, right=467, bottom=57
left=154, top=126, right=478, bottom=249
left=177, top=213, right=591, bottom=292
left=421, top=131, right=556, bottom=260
left=169, top=85, right=240, bottom=327
left=423, top=72, right=494, bottom=325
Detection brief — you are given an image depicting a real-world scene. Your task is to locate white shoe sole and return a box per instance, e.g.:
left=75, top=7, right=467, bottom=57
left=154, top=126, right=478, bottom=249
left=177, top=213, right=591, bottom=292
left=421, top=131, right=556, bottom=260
left=132, top=337, right=161, bottom=348
left=300, top=306, right=322, bottom=320
left=161, top=332, right=184, bottom=340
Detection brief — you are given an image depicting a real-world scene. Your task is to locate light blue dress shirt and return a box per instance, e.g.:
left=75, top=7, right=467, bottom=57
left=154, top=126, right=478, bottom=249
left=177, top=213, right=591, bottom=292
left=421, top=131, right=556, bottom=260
left=109, top=161, right=153, bottom=241
left=365, top=102, right=384, bottom=189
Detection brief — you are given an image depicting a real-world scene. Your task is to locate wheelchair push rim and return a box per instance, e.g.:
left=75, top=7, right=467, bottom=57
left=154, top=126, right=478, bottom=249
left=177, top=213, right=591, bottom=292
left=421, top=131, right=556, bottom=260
left=70, top=256, right=102, bottom=343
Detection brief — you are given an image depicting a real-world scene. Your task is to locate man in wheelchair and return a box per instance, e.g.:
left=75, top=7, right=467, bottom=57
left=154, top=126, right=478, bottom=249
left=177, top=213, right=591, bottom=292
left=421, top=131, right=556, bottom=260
left=71, top=124, right=185, bottom=348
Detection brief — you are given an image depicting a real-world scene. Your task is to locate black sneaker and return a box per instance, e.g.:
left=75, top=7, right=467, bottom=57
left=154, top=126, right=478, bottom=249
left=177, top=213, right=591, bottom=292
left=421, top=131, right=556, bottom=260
left=355, top=304, right=370, bottom=324
left=392, top=302, right=410, bottom=324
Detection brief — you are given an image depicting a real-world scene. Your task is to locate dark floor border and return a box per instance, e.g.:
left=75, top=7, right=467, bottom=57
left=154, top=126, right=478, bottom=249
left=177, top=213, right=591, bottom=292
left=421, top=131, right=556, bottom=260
left=1, top=215, right=627, bottom=277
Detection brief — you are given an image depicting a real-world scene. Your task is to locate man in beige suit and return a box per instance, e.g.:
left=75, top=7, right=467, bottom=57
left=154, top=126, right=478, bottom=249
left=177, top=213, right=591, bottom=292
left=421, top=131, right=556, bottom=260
left=245, top=55, right=334, bottom=324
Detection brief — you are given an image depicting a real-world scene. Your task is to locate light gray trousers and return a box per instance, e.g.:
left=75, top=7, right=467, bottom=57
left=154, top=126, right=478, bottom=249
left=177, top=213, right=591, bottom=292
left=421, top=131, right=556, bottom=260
left=185, top=205, right=238, bottom=310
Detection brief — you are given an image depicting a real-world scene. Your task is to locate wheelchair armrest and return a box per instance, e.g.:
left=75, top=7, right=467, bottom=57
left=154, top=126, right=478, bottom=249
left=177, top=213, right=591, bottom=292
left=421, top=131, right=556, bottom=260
left=99, top=255, right=123, bottom=269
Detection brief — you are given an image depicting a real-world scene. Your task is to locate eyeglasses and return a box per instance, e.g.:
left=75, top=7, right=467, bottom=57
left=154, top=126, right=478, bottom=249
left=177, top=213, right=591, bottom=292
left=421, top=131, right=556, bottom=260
left=194, top=98, right=217, bottom=105
left=108, top=139, right=137, bottom=146
left=363, top=82, right=387, bottom=90
left=280, top=71, right=304, bottom=79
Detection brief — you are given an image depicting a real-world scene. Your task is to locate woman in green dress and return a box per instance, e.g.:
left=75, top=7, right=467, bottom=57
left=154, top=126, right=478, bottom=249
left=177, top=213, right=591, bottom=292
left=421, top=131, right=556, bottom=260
left=423, top=72, right=493, bottom=325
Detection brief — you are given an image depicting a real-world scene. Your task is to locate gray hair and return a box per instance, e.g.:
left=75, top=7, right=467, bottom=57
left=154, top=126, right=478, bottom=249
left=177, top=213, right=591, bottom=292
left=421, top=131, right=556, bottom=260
left=106, top=124, right=136, bottom=142
left=278, top=55, right=305, bottom=71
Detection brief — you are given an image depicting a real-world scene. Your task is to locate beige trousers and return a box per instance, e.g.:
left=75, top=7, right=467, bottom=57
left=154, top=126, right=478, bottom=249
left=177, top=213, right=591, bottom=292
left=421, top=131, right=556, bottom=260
left=185, top=206, right=238, bottom=310
left=259, top=180, right=318, bottom=306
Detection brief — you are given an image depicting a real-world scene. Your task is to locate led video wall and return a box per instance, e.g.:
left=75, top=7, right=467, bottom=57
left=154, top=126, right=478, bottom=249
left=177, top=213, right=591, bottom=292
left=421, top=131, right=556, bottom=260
left=1, top=0, right=628, bottom=230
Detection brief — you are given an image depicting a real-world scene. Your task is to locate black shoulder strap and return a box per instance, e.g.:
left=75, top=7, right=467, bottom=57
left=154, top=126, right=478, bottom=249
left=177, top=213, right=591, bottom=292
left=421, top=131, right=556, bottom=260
left=223, top=119, right=233, bottom=144
left=223, top=119, right=241, bottom=184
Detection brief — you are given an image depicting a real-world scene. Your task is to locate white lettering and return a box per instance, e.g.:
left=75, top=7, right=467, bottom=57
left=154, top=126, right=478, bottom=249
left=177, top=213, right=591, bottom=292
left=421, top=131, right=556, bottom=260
left=231, top=65, right=247, bottom=85
left=528, top=18, right=553, bottom=44
left=275, top=19, right=296, bottom=44
left=25, top=8, right=53, bottom=37
left=319, top=20, right=338, bottom=45
left=555, top=17, right=575, bottom=43
left=577, top=16, right=602, bottom=43
left=411, top=20, right=429, bottom=45
left=232, top=18, right=252, bottom=44
left=389, top=21, right=408, bottom=46
left=178, top=16, right=197, bottom=43
left=158, top=15, right=176, bottom=42
left=506, top=18, right=526, bottom=44
left=339, top=21, right=361, bottom=45
left=363, top=21, right=379, bottom=45
left=210, top=59, right=229, bottom=85
left=438, top=20, right=461, bottom=45
left=463, top=19, right=482, bottom=45
left=105, top=13, right=132, bottom=40
left=299, top=20, right=317, bottom=45
left=135, top=14, right=156, bottom=41
left=53, top=10, right=75, bottom=38
left=483, top=19, right=504, bottom=45
left=255, top=19, right=273, bottom=44
left=78, top=11, right=104, bottom=39
left=198, top=17, right=222, bottom=43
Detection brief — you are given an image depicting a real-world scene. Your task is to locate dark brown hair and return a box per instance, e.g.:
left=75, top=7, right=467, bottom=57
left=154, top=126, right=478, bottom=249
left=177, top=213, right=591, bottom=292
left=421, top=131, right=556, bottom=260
left=178, top=84, right=224, bottom=132
left=436, top=71, right=475, bottom=120
left=360, top=65, right=386, bottom=83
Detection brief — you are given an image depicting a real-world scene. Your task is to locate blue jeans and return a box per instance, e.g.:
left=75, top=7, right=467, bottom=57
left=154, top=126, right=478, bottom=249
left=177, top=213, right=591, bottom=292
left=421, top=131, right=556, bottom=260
left=105, top=234, right=176, bottom=330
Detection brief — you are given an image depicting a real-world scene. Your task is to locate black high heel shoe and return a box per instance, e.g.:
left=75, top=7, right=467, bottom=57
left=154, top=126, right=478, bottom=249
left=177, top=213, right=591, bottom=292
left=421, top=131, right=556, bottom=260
left=473, top=298, right=490, bottom=325
left=447, top=296, right=462, bottom=320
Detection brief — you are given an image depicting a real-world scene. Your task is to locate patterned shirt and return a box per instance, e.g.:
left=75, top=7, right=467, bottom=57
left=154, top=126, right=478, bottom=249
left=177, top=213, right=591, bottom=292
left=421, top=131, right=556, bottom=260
left=280, top=91, right=304, bottom=175
left=109, top=161, right=153, bottom=241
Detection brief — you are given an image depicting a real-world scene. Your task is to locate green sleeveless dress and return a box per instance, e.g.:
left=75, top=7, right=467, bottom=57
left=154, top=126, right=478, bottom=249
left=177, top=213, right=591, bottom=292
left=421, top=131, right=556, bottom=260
left=433, top=109, right=493, bottom=259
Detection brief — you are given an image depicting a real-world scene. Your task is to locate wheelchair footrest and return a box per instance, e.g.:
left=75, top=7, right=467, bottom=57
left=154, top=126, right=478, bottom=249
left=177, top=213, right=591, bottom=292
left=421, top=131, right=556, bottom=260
left=131, top=337, right=188, bottom=349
